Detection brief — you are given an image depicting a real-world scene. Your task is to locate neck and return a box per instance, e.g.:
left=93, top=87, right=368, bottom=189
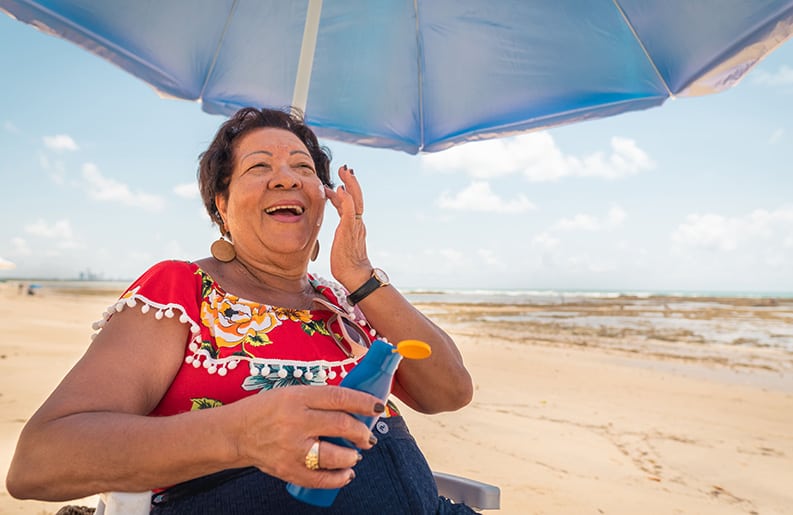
left=233, top=255, right=315, bottom=307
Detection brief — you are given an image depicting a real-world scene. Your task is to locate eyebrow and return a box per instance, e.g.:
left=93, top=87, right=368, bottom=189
left=240, top=149, right=313, bottom=161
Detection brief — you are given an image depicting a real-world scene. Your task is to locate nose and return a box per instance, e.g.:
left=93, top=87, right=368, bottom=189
left=268, top=162, right=301, bottom=190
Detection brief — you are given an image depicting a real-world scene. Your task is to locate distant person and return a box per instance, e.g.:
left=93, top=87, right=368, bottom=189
left=6, top=107, right=475, bottom=514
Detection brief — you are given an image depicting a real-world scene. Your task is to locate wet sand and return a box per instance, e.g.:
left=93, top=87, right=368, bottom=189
left=1, top=284, right=791, bottom=514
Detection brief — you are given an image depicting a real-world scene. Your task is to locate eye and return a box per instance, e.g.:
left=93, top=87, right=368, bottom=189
left=295, top=163, right=316, bottom=175
left=245, top=162, right=271, bottom=173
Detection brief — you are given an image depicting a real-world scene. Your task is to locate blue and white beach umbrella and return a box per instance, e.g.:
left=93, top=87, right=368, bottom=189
left=2, top=0, right=793, bottom=154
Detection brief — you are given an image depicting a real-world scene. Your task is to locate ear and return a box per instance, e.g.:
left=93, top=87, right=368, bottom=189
left=215, top=193, right=228, bottom=223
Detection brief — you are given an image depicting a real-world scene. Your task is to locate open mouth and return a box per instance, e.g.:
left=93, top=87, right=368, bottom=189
left=264, top=204, right=305, bottom=216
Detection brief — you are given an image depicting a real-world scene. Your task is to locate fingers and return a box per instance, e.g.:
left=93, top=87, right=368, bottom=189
left=302, top=387, right=383, bottom=450
left=289, top=465, right=357, bottom=490
left=311, top=439, right=363, bottom=471
left=304, top=384, right=383, bottom=415
left=277, top=388, right=378, bottom=489
left=303, top=409, right=378, bottom=451
left=339, top=165, right=364, bottom=215
left=283, top=439, right=361, bottom=489
left=240, top=387, right=385, bottom=488
left=326, top=165, right=364, bottom=220
left=284, top=440, right=356, bottom=489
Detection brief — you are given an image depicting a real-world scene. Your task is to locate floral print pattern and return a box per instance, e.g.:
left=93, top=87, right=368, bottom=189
left=201, top=289, right=282, bottom=351
left=103, top=261, right=380, bottom=418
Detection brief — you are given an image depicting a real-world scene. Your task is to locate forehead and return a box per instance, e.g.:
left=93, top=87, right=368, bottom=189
left=235, top=127, right=310, bottom=157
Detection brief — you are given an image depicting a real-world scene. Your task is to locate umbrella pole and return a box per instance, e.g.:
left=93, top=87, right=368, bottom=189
left=292, top=0, right=323, bottom=113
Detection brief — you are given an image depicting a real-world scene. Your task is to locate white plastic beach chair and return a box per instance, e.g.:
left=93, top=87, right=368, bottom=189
left=94, top=471, right=500, bottom=513
left=433, top=471, right=501, bottom=510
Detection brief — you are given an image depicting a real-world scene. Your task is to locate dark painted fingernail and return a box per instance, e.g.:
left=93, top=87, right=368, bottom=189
left=347, top=470, right=356, bottom=484
left=369, top=433, right=378, bottom=446
left=342, top=164, right=348, bottom=171
left=349, top=168, right=355, bottom=175
left=374, top=402, right=385, bottom=413
left=356, top=452, right=363, bottom=462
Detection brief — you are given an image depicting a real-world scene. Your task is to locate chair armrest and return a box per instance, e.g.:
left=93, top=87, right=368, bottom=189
left=433, top=471, right=501, bottom=510
left=95, top=491, right=151, bottom=515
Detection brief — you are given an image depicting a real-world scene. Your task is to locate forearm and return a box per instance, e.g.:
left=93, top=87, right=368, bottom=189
left=7, top=406, right=243, bottom=501
left=355, top=286, right=473, bottom=414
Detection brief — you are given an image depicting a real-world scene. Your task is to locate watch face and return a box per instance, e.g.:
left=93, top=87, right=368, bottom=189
left=373, top=268, right=389, bottom=284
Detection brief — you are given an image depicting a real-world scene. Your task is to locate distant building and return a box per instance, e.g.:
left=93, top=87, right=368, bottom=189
left=78, top=269, right=102, bottom=281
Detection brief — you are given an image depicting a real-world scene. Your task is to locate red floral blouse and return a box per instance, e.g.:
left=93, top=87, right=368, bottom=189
left=92, top=260, right=397, bottom=417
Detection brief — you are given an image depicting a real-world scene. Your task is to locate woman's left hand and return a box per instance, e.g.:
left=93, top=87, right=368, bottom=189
left=325, top=165, right=375, bottom=289
left=324, top=166, right=473, bottom=414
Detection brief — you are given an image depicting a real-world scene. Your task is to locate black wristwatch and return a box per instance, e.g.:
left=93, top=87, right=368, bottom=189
left=347, top=268, right=390, bottom=305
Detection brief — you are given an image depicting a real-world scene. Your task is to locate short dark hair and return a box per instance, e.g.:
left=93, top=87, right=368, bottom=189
left=198, top=106, right=332, bottom=229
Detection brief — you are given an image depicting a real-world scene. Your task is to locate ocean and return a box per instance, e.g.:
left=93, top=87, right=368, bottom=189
left=403, top=289, right=793, bottom=355
left=11, top=280, right=793, bottom=303
left=403, top=287, right=793, bottom=305
left=6, top=280, right=793, bottom=353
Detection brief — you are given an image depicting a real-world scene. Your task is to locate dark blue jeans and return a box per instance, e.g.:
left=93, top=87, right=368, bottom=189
left=150, top=416, right=478, bottom=514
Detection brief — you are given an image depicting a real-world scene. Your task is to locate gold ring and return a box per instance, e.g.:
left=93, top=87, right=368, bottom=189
left=354, top=213, right=363, bottom=220
left=305, top=441, right=320, bottom=471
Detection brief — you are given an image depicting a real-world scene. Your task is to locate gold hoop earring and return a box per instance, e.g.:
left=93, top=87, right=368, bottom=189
left=211, top=237, right=236, bottom=262
left=310, top=240, right=320, bottom=262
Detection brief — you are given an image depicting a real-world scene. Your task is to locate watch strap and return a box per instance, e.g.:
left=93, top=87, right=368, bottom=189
left=347, top=272, right=384, bottom=305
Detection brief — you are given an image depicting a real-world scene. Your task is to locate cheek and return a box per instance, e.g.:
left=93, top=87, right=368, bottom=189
left=226, top=188, right=260, bottom=222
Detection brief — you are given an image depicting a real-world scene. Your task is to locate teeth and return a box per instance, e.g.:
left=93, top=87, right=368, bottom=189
left=265, top=205, right=304, bottom=215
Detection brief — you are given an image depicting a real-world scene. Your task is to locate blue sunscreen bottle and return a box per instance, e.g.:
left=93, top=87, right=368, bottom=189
left=286, top=339, right=431, bottom=507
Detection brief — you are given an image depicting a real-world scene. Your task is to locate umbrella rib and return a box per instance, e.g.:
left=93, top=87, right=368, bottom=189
left=413, top=0, right=426, bottom=151
left=198, top=0, right=240, bottom=102
left=611, top=0, right=675, bottom=98
left=292, top=0, right=324, bottom=112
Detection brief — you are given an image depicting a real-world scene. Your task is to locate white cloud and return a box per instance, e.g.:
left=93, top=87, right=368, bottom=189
left=437, top=181, right=536, bottom=213
left=3, top=121, right=20, bottom=134
left=174, top=182, right=199, bottom=199
left=552, top=204, right=627, bottom=232
left=81, top=162, right=165, bottom=211
left=25, top=219, right=74, bottom=239
left=39, top=153, right=67, bottom=184
left=564, top=254, right=615, bottom=274
left=553, top=214, right=601, bottom=231
left=671, top=207, right=793, bottom=252
left=752, top=64, right=793, bottom=87
left=58, top=239, right=82, bottom=250
left=438, top=248, right=464, bottom=264
left=533, top=232, right=560, bottom=250
left=11, top=237, right=31, bottom=256
left=477, top=248, right=504, bottom=267
left=162, top=240, right=188, bottom=260
left=671, top=214, right=740, bottom=251
left=606, top=205, right=627, bottom=226
left=43, top=134, right=79, bottom=151
left=422, top=132, right=654, bottom=182
left=769, top=128, right=785, bottom=145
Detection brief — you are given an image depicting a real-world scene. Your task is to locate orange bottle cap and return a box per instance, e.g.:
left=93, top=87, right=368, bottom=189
left=395, top=340, right=432, bottom=360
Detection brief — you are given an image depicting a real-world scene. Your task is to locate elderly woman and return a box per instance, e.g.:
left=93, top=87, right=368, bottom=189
left=6, top=107, right=474, bottom=514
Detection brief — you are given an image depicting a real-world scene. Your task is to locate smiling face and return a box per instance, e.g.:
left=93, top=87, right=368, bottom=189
left=215, top=127, right=326, bottom=263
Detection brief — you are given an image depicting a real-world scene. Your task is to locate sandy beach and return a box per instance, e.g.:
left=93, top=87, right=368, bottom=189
left=1, top=283, right=792, bottom=514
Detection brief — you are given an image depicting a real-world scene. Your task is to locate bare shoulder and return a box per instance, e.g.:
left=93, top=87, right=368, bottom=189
left=193, top=256, right=216, bottom=271
left=34, top=303, right=190, bottom=420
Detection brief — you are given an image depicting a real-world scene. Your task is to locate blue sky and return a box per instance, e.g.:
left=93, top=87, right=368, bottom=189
left=1, top=13, right=793, bottom=292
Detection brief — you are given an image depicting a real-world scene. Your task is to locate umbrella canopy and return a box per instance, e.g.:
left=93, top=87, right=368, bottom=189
left=0, top=257, right=16, bottom=270
left=2, top=0, right=793, bottom=154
